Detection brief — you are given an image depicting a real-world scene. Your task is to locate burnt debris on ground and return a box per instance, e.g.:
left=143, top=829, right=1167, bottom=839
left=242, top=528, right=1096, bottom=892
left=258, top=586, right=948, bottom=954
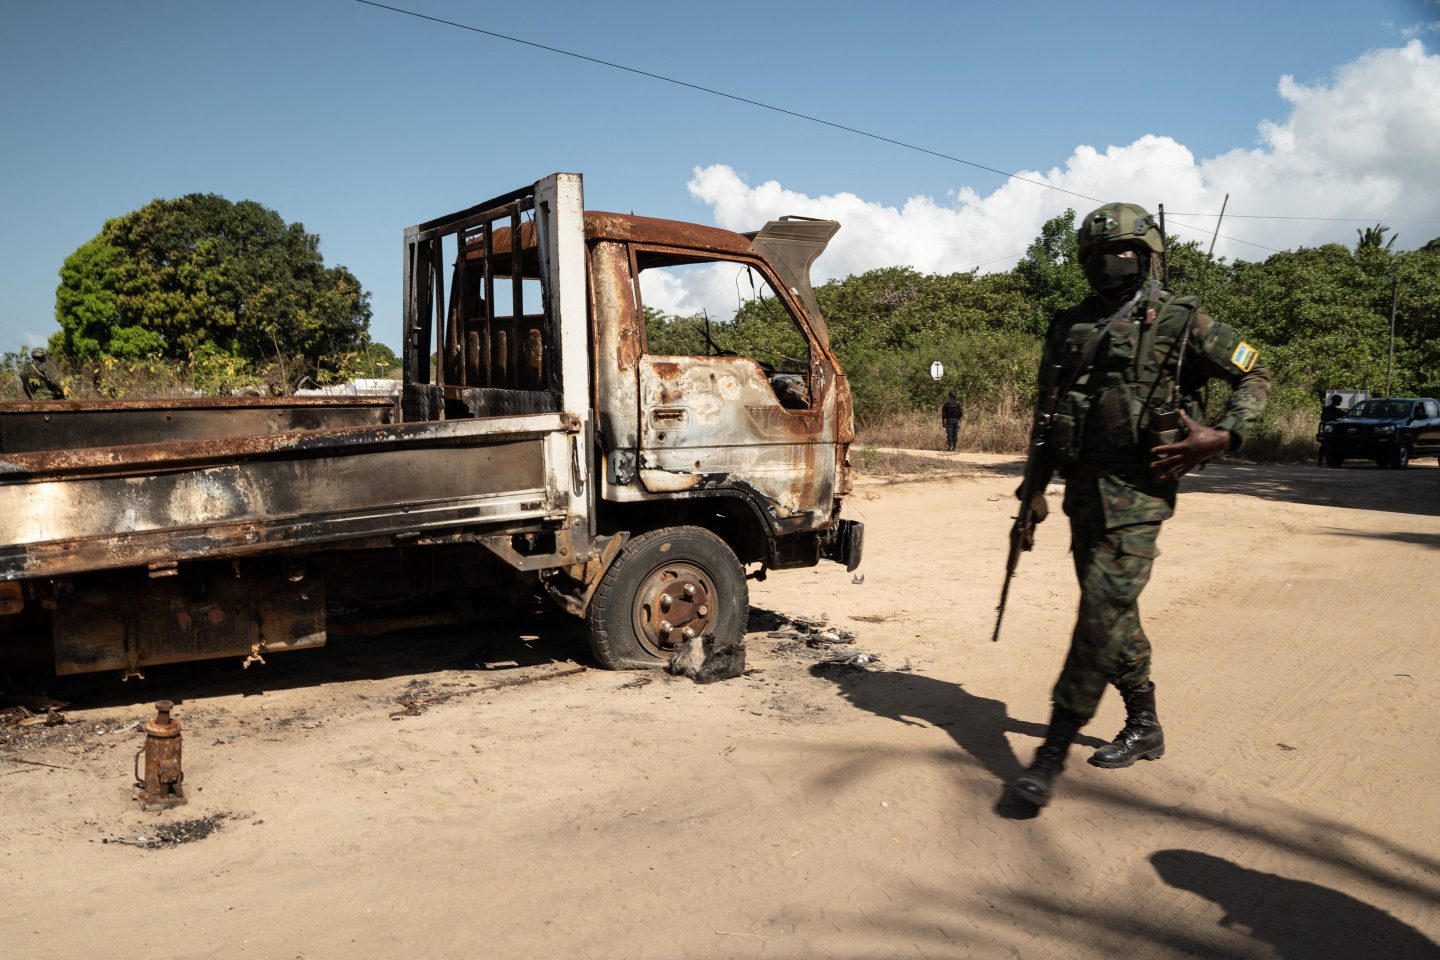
left=102, top=814, right=229, bottom=849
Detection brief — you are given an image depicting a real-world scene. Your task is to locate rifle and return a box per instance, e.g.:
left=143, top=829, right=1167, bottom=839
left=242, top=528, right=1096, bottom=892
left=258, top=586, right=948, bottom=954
left=991, top=286, right=1146, bottom=643
left=991, top=373, right=1060, bottom=642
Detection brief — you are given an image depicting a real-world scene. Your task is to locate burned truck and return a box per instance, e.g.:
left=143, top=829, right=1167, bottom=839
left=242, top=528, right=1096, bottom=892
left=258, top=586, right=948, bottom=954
left=0, top=173, right=861, bottom=678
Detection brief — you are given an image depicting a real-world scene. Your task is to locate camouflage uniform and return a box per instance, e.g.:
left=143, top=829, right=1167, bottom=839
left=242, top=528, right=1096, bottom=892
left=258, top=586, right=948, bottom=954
left=1043, top=291, right=1271, bottom=719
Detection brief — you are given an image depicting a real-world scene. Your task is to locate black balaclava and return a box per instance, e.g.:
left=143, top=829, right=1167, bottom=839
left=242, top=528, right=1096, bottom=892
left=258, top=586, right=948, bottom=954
left=1082, top=246, right=1148, bottom=297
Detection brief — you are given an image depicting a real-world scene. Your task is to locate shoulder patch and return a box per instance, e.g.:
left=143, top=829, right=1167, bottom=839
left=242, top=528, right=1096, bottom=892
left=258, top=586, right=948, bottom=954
left=1230, top=341, right=1258, bottom=372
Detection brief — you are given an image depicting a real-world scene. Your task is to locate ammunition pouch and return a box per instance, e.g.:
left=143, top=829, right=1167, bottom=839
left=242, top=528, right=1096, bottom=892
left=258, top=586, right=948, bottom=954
left=1047, top=392, right=1090, bottom=465
left=1088, top=383, right=1140, bottom=453
left=1140, top=406, right=1186, bottom=450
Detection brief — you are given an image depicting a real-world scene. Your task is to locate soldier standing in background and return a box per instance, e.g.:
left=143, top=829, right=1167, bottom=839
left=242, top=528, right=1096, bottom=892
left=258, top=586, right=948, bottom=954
left=19, top=348, right=63, bottom=400
left=1008, top=203, right=1270, bottom=808
left=942, top=389, right=964, bottom=452
left=1317, top=394, right=1346, bottom=464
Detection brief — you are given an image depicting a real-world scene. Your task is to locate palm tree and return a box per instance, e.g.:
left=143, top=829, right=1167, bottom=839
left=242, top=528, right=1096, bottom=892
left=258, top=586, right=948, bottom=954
left=1356, top=223, right=1398, bottom=251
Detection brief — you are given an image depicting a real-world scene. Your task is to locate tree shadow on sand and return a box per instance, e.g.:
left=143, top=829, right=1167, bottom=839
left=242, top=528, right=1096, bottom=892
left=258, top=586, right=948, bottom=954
left=810, top=666, right=1107, bottom=818
left=1149, top=849, right=1440, bottom=960
left=966, top=456, right=1440, bottom=518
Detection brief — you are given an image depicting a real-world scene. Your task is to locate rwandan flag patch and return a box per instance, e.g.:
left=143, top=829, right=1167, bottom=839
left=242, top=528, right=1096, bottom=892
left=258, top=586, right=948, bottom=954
left=1230, top=341, right=1258, bottom=372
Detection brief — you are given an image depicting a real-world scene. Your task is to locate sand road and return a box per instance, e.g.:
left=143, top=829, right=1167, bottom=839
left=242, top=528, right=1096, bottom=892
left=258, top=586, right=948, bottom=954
left=3, top=455, right=1438, bottom=959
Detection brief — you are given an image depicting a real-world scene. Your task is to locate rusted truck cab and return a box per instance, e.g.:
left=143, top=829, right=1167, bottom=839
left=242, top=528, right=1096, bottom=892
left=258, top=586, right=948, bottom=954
left=407, top=174, right=860, bottom=667
left=586, top=212, right=856, bottom=562
left=0, top=173, right=859, bottom=677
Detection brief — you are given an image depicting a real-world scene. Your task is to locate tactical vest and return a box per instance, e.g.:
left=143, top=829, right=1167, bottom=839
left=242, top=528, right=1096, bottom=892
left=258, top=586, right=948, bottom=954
left=1047, top=293, right=1202, bottom=465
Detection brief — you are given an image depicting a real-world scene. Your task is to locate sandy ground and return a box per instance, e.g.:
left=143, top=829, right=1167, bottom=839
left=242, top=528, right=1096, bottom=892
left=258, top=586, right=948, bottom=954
left=2, top=454, right=1439, bottom=960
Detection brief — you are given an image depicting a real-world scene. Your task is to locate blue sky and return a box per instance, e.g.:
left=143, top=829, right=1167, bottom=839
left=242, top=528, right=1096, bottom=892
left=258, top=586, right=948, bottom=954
left=3, top=0, right=1439, bottom=352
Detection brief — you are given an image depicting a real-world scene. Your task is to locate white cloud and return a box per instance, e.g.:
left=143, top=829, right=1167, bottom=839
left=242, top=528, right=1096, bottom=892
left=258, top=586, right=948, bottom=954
left=681, top=41, right=1440, bottom=317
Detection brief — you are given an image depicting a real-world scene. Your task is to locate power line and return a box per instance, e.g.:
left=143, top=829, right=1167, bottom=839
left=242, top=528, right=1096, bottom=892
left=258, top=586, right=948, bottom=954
left=1169, top=213, right=1440, bottom=223
left=346, top=0, right=1391, bottom=257
left=346, top=2, right=1105, bottom=201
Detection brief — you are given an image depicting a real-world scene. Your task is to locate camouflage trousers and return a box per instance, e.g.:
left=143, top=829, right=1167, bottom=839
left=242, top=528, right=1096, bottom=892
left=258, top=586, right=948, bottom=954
left=1051, top=519, right=1161, bottom=720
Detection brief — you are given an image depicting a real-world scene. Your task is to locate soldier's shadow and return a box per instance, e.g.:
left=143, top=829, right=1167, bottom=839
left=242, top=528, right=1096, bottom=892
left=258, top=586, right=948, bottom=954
left=812, top=666, right=1107, bottom=819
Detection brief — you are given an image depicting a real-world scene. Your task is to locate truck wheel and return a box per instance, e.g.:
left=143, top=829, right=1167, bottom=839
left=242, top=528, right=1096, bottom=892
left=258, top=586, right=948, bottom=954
left=1325, top=447, right=1344, bottom=468
left=585, top=526, right=748, bottom=670
left=1390, top=443, right=1411, bottom=469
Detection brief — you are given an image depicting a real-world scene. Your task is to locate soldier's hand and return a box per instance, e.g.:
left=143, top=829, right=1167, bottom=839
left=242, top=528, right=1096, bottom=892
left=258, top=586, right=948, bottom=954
left=1150, top=410, right=1231, bottom=482
left=1013, top=484, right=1049, bottom=524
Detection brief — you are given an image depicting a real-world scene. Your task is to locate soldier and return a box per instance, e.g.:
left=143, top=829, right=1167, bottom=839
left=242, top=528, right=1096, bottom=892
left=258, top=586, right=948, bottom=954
left=942, top=389, right=964, bottom=452
left=1008, top=203, right=1270, bottom=808
left=1317, top=394, right=1345, bottom=464
left=19, top=348, right=63, bottom=400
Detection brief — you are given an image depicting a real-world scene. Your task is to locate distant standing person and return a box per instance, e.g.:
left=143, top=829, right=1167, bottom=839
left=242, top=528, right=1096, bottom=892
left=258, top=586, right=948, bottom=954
left=942, top=390, right=964, bottom=452
left=1317, top=395, right=1345, bottom=465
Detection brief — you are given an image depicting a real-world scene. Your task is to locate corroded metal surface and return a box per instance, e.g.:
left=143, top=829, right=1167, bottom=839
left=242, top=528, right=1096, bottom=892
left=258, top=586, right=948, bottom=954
left=0, top=419, right=562, bottom=580
left=0, top=174, right=856, bottom=681
left=56, top=566, right=326, bottom=675
left=636, top=354, right=835, bottom=527
left=134, top=701, right=186, bottom=811
left=0, top=397, right=393, bottom=455
left=584, top=212, right=753, bottom=257
left=633, top=566, right=713, bottom=655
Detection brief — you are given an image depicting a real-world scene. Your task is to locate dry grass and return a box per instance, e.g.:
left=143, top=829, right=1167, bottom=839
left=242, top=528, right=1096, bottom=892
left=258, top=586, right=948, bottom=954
left=1239, top=405, right=1322, bottom=464
left=857, top=385, right=1031, bottom=454
left=850, top=448, right=973, bottom=479
left=858, top=388, right=1325, bottom=465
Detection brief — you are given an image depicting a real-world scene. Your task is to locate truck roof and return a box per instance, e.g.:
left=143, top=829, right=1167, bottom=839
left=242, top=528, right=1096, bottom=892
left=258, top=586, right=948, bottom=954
left=583, top=211, right=751, bottom=256
left=462, top=211, right=752, bottom=272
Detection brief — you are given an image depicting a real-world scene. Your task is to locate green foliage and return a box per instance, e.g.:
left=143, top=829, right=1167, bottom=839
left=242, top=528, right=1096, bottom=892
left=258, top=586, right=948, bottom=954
left=1356, top=223, right=1397, bottom=251
left=799, top=215, right=1440, bottom=459
left=52, top=194, right=372, bottom=381
left=1014, top=208, right=1090, bottom=331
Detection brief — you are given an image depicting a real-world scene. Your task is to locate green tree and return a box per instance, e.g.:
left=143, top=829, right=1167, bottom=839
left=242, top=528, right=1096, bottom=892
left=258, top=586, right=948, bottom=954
left=1014, top=208, right=1089, bottom=332
left=53, top=194, right=371, bottom=379
left=1355, top=223, right=1397, bottom=251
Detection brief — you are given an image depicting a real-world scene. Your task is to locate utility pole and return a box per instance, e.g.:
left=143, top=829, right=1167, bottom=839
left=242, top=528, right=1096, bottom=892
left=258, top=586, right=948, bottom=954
left=1385, top=278, right=1399, bottom=396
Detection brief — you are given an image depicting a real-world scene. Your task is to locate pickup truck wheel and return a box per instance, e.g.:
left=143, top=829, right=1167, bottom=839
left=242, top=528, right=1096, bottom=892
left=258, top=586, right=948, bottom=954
left=586, top=526, right=748, bottom=670
left=1390, top=443, right=1411, bottom=469
left=1325, top=447, right=1344, bottom=468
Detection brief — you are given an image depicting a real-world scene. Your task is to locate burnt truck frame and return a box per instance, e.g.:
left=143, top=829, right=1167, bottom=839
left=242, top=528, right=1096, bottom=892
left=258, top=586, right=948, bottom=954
left=0, top=174, right=861, bottom=678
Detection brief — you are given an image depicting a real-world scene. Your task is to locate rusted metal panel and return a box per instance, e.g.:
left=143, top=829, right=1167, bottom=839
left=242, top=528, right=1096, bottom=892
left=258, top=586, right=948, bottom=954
left=0, top=412, right=568, bottom=480
left=0, top=423, right=560, bottom=580
left=53, top=567, right=326, bottom=676
left=634, top=356, right=836, bottom=531
left=590, top=241, right=642, bottom=468
left=0, top=397, right=394, bottom=455
left=583, top=212, right=753, bottom=257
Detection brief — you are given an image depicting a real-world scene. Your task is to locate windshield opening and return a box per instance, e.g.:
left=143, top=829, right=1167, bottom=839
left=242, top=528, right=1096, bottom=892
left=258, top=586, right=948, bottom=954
left=1348, top=400, right=1412, bottom=419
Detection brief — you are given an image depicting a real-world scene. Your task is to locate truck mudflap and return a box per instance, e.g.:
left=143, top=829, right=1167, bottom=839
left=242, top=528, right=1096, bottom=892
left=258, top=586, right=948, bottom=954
left=821, top=519, right=864, bottom=572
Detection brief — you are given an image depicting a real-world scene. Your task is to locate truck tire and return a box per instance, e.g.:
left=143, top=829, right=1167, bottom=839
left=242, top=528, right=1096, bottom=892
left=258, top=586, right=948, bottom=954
left=586, top=526, right=748, bottom=670
left=1325, top=447, right=1344, bottom=468
left=1390, top=443, right=1411, bottom=469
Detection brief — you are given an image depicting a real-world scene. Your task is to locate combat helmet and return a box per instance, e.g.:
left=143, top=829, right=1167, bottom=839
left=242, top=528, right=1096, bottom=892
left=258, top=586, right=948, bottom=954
left=1076, top=203, right=1163, bottom=255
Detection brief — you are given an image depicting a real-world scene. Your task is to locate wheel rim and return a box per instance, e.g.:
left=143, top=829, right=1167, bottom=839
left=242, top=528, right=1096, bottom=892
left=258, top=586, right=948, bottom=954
left=631, top=561, right=716, bottom=657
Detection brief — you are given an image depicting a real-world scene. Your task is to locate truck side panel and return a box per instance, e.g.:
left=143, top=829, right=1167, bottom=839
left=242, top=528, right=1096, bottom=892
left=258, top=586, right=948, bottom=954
left=0, top=414, right=567, bottom=581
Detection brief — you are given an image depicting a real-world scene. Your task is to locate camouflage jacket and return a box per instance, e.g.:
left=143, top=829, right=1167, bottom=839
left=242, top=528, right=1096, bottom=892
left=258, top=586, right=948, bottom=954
left=1042, top=288, right=1271, bottom=528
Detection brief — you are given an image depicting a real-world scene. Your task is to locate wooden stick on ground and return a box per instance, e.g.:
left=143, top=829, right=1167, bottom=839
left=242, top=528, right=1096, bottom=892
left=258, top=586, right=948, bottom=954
left=390, top=665, right=588, bottom=717
left=1, top=757, right=71, bottom=770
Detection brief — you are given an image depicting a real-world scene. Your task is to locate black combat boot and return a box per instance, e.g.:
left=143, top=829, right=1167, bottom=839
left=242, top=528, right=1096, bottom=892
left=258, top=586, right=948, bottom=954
left=1088, top=682, right=1165, bottom=768
left=1010, top=707, right=1087, bottom=807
